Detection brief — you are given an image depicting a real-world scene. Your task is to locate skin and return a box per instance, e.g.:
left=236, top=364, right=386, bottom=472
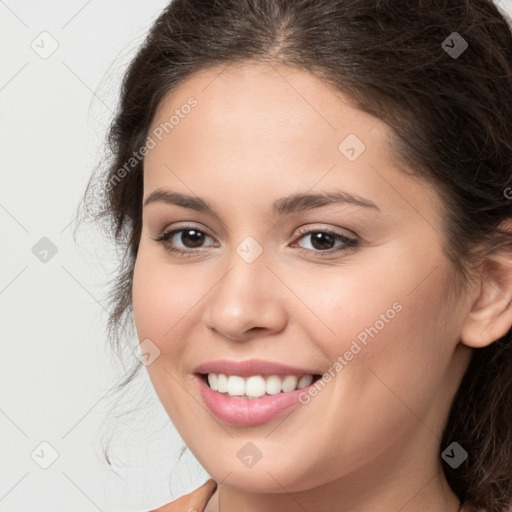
left=131, top=62, right=512, bottom=512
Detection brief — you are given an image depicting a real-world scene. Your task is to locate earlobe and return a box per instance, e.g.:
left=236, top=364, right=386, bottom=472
left=460, top=243, right=512, bottom=349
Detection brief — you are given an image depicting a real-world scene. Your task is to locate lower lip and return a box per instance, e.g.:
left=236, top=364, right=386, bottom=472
left=196, top=375, right=315, bottom=426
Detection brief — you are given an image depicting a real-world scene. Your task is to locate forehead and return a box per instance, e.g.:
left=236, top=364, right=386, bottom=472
left=148, top=62, right=380, bottom=147
left=145, top=62, right=395, bottom=183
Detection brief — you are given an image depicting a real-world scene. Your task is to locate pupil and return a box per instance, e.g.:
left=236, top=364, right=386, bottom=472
left=311, top=232, right=334, bottom=250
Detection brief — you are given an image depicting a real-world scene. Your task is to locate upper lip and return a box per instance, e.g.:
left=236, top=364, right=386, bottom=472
left=194, top=359, right=320, bottom=377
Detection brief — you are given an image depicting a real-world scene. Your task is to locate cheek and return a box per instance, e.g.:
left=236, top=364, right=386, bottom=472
left=292, top=241, right=453, bottom=388
left=309, top=251, right=456, bottom=427
left=132, top=248, right=196, bottom=351
left=132, top=253, right=164, bottom=344
left=312, top=245, right=453, bottom=361
left=132, top=248, right=211, bottom=417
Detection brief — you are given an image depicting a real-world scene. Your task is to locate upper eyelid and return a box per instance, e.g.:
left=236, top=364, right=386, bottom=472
left=163, top=222, right=216, bottom=240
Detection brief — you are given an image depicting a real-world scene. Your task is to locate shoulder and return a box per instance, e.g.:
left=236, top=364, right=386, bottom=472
left=149, top=479, right=217, bottom=512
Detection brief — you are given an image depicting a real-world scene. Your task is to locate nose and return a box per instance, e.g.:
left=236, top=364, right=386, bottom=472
left=202, top=254, right=288, bottom=342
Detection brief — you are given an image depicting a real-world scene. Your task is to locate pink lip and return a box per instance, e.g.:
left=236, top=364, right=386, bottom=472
left=194, top=358, right=319, bottom=377
left=195, top=375, right=317, bottom=426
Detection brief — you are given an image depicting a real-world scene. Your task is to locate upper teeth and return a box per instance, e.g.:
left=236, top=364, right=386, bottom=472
left=207, top=373, right=314, bottom=397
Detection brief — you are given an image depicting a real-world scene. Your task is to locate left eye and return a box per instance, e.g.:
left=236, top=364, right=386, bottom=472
left=153, top=226, right=358, bottom=256
left=293, top=230, right=358, bottom=253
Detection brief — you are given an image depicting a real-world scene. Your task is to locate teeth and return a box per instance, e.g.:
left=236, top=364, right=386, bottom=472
left=207, top=373, right=218, bottom=391
left=206, top=373, right=315, bottom=397
left=227, top=375, right=245, bottom=396
left=281, top=375, right=298, bottom=392
left=216, top=373, right=228, bottom=393
left=246, top=376, right=266, bottom=397
left=265, top=375, right=282, bottom=395
left=297, top=375, right=313, bottom=389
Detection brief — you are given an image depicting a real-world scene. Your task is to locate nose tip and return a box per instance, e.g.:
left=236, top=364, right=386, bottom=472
left=203, top=263, right=288, bottom=342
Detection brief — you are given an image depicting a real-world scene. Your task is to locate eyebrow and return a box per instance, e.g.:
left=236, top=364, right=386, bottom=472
left=143, top=188, right=380, bottom=216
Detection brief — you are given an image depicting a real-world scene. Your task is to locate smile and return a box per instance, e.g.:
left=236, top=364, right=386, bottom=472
left=193, top=359, right=323, bottom=426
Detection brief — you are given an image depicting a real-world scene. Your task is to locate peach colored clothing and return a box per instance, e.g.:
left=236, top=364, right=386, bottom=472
left=150, top=479, right=217, bottom=512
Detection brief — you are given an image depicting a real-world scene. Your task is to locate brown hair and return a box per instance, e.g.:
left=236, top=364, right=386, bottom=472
left=77, top=0, right=512, bottom=509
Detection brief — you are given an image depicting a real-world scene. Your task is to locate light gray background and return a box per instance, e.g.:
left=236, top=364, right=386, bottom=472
left=2, top=0, right=512, bottom=511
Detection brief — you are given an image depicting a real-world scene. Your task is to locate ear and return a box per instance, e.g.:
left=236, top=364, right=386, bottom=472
left=460, top=224, right=512, bottom=349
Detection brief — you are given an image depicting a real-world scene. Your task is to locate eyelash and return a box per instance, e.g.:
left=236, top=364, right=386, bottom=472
left=153, top=223, right=359, bottom=258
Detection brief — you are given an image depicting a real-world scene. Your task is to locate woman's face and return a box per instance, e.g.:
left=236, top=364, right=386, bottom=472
left=132, top=62, right=473, bottom=496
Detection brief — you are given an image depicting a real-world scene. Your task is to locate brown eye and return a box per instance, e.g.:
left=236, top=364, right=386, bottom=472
left=293, top=228, right=358, bottom=256
left=174, top=229, right=206, bottom=248
left=153, top=224, right=217, bottom=256
left=305, top=232, right=336, bottom=251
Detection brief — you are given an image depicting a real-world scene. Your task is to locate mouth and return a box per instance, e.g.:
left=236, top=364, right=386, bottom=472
left=198, top=372, right=323, bottom=399
left=193, top=360, right=324, bottom=426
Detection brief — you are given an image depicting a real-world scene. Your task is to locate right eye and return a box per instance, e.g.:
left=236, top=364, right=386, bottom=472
left=153, top=224, right=218, bottom=256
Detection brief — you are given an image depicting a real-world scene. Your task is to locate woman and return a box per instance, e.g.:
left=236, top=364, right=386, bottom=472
left=79, top=0, right=512, bottom=510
